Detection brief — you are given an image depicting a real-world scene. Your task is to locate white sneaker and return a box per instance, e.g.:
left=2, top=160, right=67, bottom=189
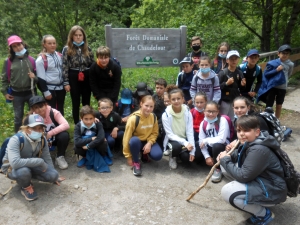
left=169, top=155, right=177, bottom=169
left=163, top=149, right=170, bottom=156
left=211, top=168, right=222, bottom=183
left=55, top=156, right=68, bottom=169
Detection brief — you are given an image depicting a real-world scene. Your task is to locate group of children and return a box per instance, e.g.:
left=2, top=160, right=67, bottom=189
left=1, top=32, right=294, bottom=224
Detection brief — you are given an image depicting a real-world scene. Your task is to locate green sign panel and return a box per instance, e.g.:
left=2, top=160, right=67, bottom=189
left=136, top=57, right=160, bottom=66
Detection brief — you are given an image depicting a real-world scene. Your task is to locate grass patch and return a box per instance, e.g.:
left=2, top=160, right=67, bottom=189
left=289, top=72, right=300, bottom=86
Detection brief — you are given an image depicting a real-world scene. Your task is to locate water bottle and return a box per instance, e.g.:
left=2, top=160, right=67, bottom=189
left=6, top=87, right=12, bottom=103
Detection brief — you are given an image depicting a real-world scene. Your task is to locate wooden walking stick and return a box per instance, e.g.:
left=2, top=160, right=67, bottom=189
left=186, top=140, right=240, bottom=201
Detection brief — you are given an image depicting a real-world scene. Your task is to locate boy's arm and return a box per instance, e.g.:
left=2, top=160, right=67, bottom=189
left=74, top=123, right=93, bottom=148
left=88, top=123, right=105, bottom=149
left=189, top=74, right=197, bottom=100
left=176, top=72, right=182, bottom=88
left=212, top=76, right=221, bottom=103
left=218, top=70, right=228, bottom=90
left=123, top=116, right=135, bottom=159
left=89, top=63, right=101, bottom=99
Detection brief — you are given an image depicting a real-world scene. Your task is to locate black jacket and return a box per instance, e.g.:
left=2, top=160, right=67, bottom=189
left=95, top=111, right=123, bottom=132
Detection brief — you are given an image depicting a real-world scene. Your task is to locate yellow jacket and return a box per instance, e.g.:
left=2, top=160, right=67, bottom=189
left=123, top=110, right=158, bottom=159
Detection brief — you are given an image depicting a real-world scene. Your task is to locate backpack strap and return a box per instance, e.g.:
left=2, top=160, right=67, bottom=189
left=28, top=56, right=36, bottom=72
left=40, top=54, right=48, bottom=71
left=15, top=132, right=25, bottom=150
left=37, top=136, right=46, bottom=158
left=179, top=72, right=185, bottom=87
left=6, top=59, right=12, bottom=82
left=49, top=108, right=59, bottom=127
left=134, top=113, right=156, bottom=133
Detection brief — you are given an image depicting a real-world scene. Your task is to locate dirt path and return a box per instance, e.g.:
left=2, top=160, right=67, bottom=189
left=1, top=103, right=300, bottom=225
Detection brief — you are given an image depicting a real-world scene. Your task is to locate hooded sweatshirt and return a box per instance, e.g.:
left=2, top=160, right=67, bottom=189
left=275, top=59, right=294, bottom=89
left=122, top=110, right=158, bottom=159
left=190, top=70, right=221, bottom=103
left=220, top=131, right=287, bottom=205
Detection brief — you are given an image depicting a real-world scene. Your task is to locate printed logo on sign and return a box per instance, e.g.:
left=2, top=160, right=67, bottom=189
left=136, top=57, right=160, bottom=66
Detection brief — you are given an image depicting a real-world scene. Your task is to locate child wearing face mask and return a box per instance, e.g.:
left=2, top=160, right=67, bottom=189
left=1, top=35, right=37, bottom=133
left=199, top=101, right=232, bottom=183
left=190, top=56, right=221, bottom=103
left=211, top=42, right=230, bottom=74
left=188, top=36, right=207, bottom=71
left=74, top=105, right=112, bottom=172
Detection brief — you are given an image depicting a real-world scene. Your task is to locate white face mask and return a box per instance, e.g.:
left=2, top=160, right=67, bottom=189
left=15, top=48, right=27, bottom=56
left=28, top=130, right=42, bottom=140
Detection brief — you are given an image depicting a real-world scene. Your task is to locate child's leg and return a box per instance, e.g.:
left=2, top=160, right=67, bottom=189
left=274, top=89, right=286, bottom=119
left=74, top=146, right=87, bottom=157
left=81, top=70, right=91, bottom=107
left=265, top=88, right=276, bottom=108
left=194, top=146, right=205, bottom=163
left=105, top=132, right=115, bottom=150
left=168, top=140, right=183, bottom=157
left=129, top=136, right=143, bottom=163
left=211, top=143, right=226, bottom=162
left=221, top=181, right=274, bottom=217
left=31, top=166, right=59, bottom=184
left=148, top=143, right=163, bottom=161
left=178, top=151, right=190, bottom=163
left=8, top=167, right=32, bottom=188
left=115, top=131, right=124, bottom=150
left=54, top=131, right=70, bottom=157
left=68, top=70, right=81, bottom=124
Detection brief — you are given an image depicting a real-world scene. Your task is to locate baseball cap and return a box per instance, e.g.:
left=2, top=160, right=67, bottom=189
left=179, top=56, right=192, bottom=64
left=136, top=82, right=149, bottom=96
left=29, top=96, right=46, bottom=108
left=278, top=44, right=292, bottom=52
left=23, top=114, right=46, bottom=128
left=7, top=35, right=22, bottom=46
left=247, top=49, right=260, bottom=57
left=226, top=50, right=240, bottom=59
left=120, top=88, right=132, bottom=104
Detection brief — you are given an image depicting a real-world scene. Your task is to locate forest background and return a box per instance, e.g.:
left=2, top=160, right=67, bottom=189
left=0, top=0, right=300, bottom=142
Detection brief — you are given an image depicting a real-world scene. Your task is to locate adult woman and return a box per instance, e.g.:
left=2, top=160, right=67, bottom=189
left=1, top=35, right=37, bottom=132
left=29, top=96, right=70, bottom=169
left=62, top=25, right=94, bottom=124
left=1, top=114, right=59, bottom=201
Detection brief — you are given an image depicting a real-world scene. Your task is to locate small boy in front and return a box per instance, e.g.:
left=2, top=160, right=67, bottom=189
left=238, top=49, right=262, bottom=101
left=96, top=98, right=124, bottom=152
left=74, top=105, right=112, bottom=172
left=257, top=45, right=294, bottom=118
left=176, top=57, right=194, bottom=108
left=153, top=78, right=167, bottom=120
left=218, top=50, right=246, bottom=121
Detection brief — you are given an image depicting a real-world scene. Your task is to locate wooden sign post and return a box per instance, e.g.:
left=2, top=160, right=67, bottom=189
left=105, top=25, right=187, bottom=68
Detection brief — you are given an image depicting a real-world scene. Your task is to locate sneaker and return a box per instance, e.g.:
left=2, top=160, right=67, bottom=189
left=163, top=149, right=170, bottom=156
left=132, top=162, right=142, bottom=176
left=169, top=155, right=177, bottom=169
left=55, top=156, right=68, bottom=169
left=211, top=168, right=222, bottom=183
left=77, top=157, right=87, bottom=168
left=103, top=155, right=113, bottom=166
left=21, top=185, right=38, bottom=201
left=246, top=208, right=274, bottom=225
left=141, top=153, right=151, bottom=163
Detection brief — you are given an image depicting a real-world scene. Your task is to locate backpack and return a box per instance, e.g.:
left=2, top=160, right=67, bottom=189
left=202, top=115, right=235, bottom=142
left=239, top=62, right=261, bottom=78
left=133, top=113, right=157, bottom=133
left=112, top=57, right=121, bottom=68
left=5, top=56, right=36, bottom=82
left=0, top=132, right=45, bottom=169
left=40, top=52, right=62, bottom=71
left=259, top=108, right=284, bottom=144
left=270, top=147, right=299, bottom=197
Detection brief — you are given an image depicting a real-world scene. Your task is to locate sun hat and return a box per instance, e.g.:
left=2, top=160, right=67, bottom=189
left=23, top=114, right=46, bottom=128
left=226, top=50, right=240, bottom=59
left=7, top=35, right=22, bottom=46
left=121, top=88, right=132, bottom=104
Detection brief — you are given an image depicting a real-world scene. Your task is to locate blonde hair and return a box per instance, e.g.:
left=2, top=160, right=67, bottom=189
left=98, top=98, right=113, bottom=107
left=41, top=35, right=56, bottom=54
left=66, top=25, right=89, bottom=57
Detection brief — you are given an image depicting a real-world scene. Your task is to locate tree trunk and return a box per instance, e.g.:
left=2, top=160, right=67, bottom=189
left=261, top=0, right=273, bottom=51
left=283, top=0, right=300, bottom=45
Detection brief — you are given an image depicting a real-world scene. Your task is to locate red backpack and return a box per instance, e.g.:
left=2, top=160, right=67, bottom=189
left=40, top=52, right=62, bottom=71
left=202, top=115, right=235, bottom=142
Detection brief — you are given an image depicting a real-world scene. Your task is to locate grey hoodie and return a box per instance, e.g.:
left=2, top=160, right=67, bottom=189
left=275, top=59, right=294, bottom=89
left=220, top=131, right=287, bottom=204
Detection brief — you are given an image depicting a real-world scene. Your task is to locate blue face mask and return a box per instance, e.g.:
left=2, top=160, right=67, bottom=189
left=73, top=41, right=84, bottom=46
left=200, top=68, right=210, bottom=74
left=204, top=117, right=218, bottom=123
left=81, top=121, right=95, bottom=129
left=195, top=107, right=204, bottom=112
left=15, top=48, right=27, bottom=56
left=218, top=53, right=227, bottom=58
left=28, top=130, right=42, bottom=140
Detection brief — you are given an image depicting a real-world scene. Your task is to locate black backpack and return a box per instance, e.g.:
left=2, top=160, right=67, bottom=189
left=270, top=147, right=300, bottom=197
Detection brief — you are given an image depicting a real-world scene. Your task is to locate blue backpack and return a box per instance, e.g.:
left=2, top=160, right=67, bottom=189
left=0, top=133, right=25, bottom=168
left=239, top=62, right=261, bottom=77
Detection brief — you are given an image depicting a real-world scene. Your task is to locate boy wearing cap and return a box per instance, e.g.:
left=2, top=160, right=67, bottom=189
left=29, top=96, right=70, bottom=169
left=1, top=35, right=37, bottom=132
left=1, top=114, right=59, bottom=201
left=132, top=82, right=154, bottom=108
left=257, top=44, right=294, bottom=118
left=153, top=78, right=167, bottom=120
left=218, top=50, right=246, bottom=121
left=116, top=88, right=137, bottom=123
left=238, top=49, right=262, bottom=101
left=176, top=57, right=194, bottom=108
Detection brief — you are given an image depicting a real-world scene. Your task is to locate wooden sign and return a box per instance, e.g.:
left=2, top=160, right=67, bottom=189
left=105, top=25, right=187, bottom=68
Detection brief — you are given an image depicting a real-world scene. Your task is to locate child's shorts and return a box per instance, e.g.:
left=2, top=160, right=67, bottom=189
left=266, top=88, right=286, bottom=106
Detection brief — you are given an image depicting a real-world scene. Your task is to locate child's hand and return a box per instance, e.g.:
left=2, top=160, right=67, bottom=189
left=199, top=141, right=206, bottom=149
left=189, top=154, right=195, bottom=162
left=122, top=116, right=129, bottom=123
left=111, top=128, right=118, bottom=138
left=226, top=140, right=237, bottom=152
left=5, top=94, right=14, bottom=101
left=28, top=71, right=35, bottom=79
left=226, top=77, right=234, bottom=86
left=205, top=157, right=214, bottom=166
left=218, top=151, right=230, bottom=161
left=64, top=85, right=70, bottom=92
left=94, top=118, right=99, bottom=123
left=248, top=92, right=256, bottom=97
left=241, top=78, right=246, bottom=86
left=127, top=157, right=133, bottom=166
left=277, top=65, right=283, bottom=71
left=82, top=146, right=88, bottom=150
left=185, top=143, right=193, bottom=151
left=45, top=94, right=52, bottom=100
left=92, top=137, right=96, bottom=141
left=187, top=99, right=193, bottom=108
left=143, top=142, right=151, bottom=154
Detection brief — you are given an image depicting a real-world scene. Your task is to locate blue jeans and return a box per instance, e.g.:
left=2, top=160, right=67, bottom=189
left=12, top=92, right=32, bottom=132
left=8, top=165, right=59, bottom=188
left=129, top=136, right=163, bottom=163
left=105, top=131, right=124, bottom=150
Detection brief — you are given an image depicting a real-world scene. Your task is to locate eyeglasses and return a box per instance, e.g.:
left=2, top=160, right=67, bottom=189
left=100, top=107, right=111, bottom=111
left=205, top=110, right=218, bottom=114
